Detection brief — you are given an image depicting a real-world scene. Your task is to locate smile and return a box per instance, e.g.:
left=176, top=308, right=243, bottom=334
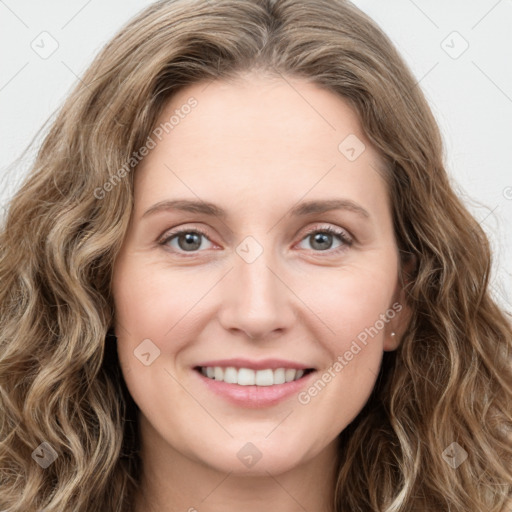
left=195, top=366, right=315, bottom=386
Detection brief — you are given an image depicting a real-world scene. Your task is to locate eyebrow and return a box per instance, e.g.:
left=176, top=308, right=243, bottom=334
left=142, top=198, right=371, bottom=220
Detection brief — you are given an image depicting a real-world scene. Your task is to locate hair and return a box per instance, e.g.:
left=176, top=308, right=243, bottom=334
left=1, top=0, right=511, bottom=510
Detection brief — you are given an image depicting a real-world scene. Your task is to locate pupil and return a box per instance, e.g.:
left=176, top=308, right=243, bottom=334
left=179, top=233, right=201, bottom=251
left=312, top=233, right=332, bottom=251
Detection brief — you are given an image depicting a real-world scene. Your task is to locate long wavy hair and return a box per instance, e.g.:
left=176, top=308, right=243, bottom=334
left=1, top=0, right=511, bottom=510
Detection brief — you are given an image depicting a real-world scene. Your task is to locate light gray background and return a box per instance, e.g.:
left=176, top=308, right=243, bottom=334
left=1, top=0, right=511, bottom=310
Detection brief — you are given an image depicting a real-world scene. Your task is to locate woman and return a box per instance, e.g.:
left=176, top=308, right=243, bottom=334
left=0, top=0, right=510, bottom=511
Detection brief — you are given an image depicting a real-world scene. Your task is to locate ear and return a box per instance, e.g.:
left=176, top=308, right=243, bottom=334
left=383, top=253, right=416, bottom=352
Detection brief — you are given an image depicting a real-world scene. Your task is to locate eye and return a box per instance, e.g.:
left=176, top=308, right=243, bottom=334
left=159, top=227, right=214, bottom=253
left=159, top=224, right=353, bottom=255
left=296, top=225, right=353, bottom=253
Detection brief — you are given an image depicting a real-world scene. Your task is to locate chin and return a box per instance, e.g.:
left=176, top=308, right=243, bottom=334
left=191, top=439, right=311, bottom=476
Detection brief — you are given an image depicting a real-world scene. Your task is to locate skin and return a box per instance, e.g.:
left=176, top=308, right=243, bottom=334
left=112, top=71, right=412, bottom=512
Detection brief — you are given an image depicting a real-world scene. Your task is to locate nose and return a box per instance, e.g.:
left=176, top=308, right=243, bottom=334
left=217, top=245, right=297, bottom=341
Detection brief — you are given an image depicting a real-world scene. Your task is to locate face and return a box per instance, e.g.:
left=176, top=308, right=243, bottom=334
left=112, top=72, right=411, bottom=476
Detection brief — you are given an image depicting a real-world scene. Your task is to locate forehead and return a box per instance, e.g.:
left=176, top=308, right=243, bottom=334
left=134, top=74, right=389, bottom=219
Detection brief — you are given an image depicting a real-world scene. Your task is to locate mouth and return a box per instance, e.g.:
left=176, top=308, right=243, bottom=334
left=193, top=366, right=316, bottom=386
left=192, top=359, right=318, bottom=408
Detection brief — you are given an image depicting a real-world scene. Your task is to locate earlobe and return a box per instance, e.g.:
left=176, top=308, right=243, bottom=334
left=383, top=330, right=400, bottom=351
left=383, top=291, right=413, bottom=351
left=383, top=253, right=416, bottom=352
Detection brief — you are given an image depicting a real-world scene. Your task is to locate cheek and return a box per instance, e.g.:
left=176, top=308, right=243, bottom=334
left=296, top=260, right=397, bottom=343
left=113, top=249, right=398, bottom=359
left=112, top=258, right=217, bottom=387
left=113, top=258, right=197, bottom=337
left=111, top=259, right=195, bottom=421
left=291, top=266, right=395, bottom=436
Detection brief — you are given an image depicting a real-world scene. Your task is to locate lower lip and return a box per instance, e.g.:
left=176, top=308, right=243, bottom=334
left=193, top=369, right=316, bottom=408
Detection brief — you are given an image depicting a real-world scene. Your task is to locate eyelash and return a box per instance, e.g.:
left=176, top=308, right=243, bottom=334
left=158, top=224, right=353, bottom=256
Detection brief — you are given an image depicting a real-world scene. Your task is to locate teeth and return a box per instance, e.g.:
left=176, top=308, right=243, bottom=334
left=214, top=367, right=224, bottom=381
left=238, top=368, right=255, bottom=386
left=255, top=369, right=274, bottom=386
left=199, top=366, right=309, bottom=385
left=273, top=368, right=286, bottom=385
left=285, top=368, right=296, bottom=382
left=223, top=367, right=237, bottom=384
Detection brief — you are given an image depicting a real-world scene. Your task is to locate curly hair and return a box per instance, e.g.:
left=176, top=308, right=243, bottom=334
left=0, top=0, right=511, bottom=510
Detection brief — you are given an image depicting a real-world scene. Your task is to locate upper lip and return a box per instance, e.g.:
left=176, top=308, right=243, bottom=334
left=194, top=358, right=315, bottom=371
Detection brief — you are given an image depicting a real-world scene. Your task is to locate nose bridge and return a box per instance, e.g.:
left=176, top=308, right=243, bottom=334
left=238, top=242, right=279, bottom=308
left=218, top=234, right=296, bottom=339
